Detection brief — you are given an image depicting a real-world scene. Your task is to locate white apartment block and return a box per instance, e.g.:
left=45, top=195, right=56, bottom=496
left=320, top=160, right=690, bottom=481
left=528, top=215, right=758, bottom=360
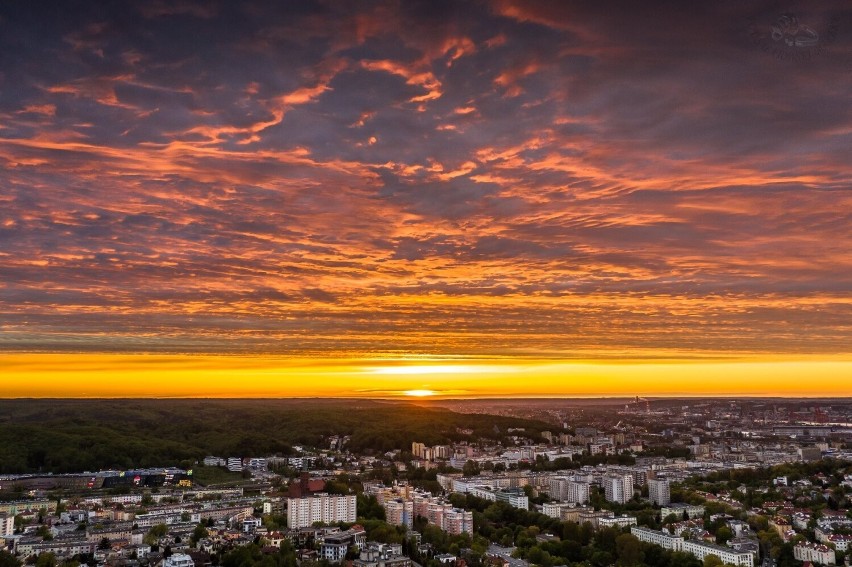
left=794, top=541, right=836, bottom=565
left=648, top=479, right=671, bottom=506
left=603, top=473, right=633, bottom=504
left=680, top=540, right=755, bottom=567
left=608, top=466, right=648, bottom=487
left=549, top=477, right=590, bottom=504
left=495, top=489, right=529, bottom=511
left=631, top=527, right=754, bottom=567
left=467, top=485, right=497, bottom=501
left=661, top=504, right=705, bottom=519
left=287, top=494, right=357, bottom=529
left=0, top=513, right=14, bottom=536
left=827, top=534, right=852, bottom=552
left=631, top=526, right=684, bottom=550
left=19, top=540, right=95, bottom=558
left=597, top=515, right=637, bottom=529
left=542, top=502, right=575, bottom=519
left=94, top=494, right=142, bottom=506
left=567, top=480, right=590, bottom=504
left=465, top=486, right=528, bottom=510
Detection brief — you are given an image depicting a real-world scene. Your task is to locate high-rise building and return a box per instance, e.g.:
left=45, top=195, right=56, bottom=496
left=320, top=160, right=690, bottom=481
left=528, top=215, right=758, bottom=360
left=495, top=488, right=529, bottom=510
left=567, top=480, right=590, bottom=504
left=549, top=476, right=570, bottom=500
left=648, top=479, right=671, bottom=506
left=385, top=499, right=414, bottom=528
left=287, top=493, right=357, bottom=529
left=443, top=507, right=474, bottom=535
left=412, top=442, right=426, bottom=459
left=0, top=513, right=13, bottom=537
left=603, top=473, right=634, bottom=504
left=549, top=477, right=590, bottom=504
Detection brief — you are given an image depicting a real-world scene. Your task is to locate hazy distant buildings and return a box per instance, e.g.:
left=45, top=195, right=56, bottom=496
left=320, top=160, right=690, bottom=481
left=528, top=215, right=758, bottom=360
left=411, top=442, right=452, bottom=462
left=798, top=447, right=822, bottom=461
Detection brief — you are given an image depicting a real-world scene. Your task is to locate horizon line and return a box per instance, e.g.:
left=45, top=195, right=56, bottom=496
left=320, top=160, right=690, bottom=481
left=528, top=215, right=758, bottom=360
left=2, top=395, right=852, bottom=400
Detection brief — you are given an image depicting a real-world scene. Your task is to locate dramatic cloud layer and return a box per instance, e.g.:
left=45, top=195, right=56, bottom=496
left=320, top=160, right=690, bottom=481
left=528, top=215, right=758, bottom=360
left=1, top=0, right=851, bottom=365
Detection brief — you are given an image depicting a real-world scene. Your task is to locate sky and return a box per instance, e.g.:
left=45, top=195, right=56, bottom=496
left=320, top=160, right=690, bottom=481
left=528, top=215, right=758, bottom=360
left=1, top=1, right=851, bottom=398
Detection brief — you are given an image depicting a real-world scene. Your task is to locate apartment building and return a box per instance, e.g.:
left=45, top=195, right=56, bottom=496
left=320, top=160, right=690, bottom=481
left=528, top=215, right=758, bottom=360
left=648, top=479, right=671, bottom=506
left=287, top=494, right=357, bottom=529
left=603, top=473, right=633, bottom=504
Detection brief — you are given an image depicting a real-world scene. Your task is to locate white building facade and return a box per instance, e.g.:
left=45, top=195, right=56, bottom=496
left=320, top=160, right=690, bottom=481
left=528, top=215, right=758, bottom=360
left=603, top=474, right=633, bottom=504
left=287, top=494, right=357, bottom=529
left=648, top=479, right=671, bottom=506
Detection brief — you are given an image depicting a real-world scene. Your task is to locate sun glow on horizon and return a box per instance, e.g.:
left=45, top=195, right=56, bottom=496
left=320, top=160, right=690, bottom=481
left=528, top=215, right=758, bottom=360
left=369, top=364, right=516, bottom=375
left=1, top=353, right=852, bottom=398
left=404, top=389, right=436, bottom=397
left=371, top=364, right=481, bottom=375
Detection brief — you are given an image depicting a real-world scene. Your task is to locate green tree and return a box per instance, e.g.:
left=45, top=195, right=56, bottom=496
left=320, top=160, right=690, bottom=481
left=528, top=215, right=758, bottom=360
left=590, top=550, right=613, bottom=567
left=670, top=551, right=702, bottom=567
left=715, top=526, right=733, bottom=545
left=702, top=555, right=723, bottom=567
left=0, top=550, right=21, bottom=567
left=356, top=494, right=386, bottom=521
left=35, top=525, right=53, bottom=541
left=144, top=523, right=169, bottom=545
left=191, top=524, right=209, bottom=547
left=615, top=533, right=643, bottom=566
left=463, top=460, right=480, bottom=477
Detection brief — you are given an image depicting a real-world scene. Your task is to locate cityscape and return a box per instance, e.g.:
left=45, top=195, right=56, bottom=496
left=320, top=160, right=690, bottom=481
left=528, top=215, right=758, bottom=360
left=2, top=3, right=852, bottom=567
left=0, top=398, right=851, bottom=567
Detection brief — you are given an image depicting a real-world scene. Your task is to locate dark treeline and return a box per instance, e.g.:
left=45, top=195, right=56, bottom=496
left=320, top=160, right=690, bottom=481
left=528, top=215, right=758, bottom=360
left=0, top=399, right=550, bottom=474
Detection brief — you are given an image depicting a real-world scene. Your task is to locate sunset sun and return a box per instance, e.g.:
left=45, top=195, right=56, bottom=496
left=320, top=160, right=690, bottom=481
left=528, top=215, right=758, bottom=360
left=403, top=389, right=436, bottom=397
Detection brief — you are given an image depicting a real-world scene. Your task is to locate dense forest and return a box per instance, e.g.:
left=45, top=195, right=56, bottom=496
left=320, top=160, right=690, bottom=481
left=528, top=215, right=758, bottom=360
left=0, top=399, right=551, bottom=474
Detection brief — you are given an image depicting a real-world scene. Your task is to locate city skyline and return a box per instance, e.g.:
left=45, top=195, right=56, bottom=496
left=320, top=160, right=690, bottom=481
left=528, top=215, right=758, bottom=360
left=1, top=2, right=851, bottom=397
